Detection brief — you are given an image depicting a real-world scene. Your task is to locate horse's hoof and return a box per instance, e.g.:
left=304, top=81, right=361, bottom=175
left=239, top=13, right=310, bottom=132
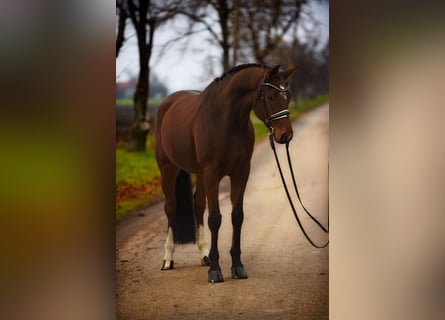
left=201, top=256, right=211, bottom=266
left=208, top=270, right=224, bottom=283
left=160, top=259, right=174, bottom=270
left=231, top=266, right=248, bottom=279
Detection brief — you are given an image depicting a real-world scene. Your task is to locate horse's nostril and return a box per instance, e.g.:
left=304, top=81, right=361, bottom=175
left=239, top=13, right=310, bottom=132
left=288, top=132, right=293, bottom=142
left=279, top=133, right=287, bottom=144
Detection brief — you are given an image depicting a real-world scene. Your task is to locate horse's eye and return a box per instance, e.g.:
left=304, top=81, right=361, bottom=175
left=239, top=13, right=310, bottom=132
left=267, top=95, right=273, bottom=101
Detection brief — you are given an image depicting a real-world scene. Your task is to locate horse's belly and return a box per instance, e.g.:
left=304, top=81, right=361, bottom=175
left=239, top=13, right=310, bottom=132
left=166, top=140, right=202, bottom=174
left=160, top=112, right=202, bottom=174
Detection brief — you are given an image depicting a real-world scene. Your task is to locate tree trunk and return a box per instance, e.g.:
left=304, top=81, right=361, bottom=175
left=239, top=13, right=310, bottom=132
left=127, top=14, right=155, bottom=152
left=232, top=0, right=240, bottom=67
left=128, top=62, right=150, bottom=152
left=128, top=121, right=148, bottom=151
left=217, top=0, right=231, bottom=71
left=116, top=6, right=127, bottom=57
left=128, top=40, right=149, bottom=151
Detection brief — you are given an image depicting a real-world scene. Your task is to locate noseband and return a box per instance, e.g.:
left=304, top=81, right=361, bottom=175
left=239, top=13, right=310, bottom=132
left=258, top=82, right=291, bottom=128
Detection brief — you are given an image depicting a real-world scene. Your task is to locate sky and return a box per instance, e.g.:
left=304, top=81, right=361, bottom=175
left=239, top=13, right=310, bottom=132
left=116, top=1, right=329, bottom=94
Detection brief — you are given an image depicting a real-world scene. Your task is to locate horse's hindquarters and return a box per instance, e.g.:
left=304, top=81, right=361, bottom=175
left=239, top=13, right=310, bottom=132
left=156, top=91, right=202, bottom=174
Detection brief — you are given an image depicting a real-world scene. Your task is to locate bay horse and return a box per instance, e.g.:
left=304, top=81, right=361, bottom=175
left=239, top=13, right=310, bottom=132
left=154, top=64, right=294, bottom=283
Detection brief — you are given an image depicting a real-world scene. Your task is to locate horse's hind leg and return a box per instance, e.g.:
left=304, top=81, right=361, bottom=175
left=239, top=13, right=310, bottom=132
left=229, top=169, right=250, bottom=279
left=159, top=163, right=179, bottom=270
left=194, top=174, right=210, bottom=266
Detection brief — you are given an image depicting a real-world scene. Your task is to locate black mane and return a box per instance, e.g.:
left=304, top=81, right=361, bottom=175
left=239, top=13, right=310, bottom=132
left=210, top=63, right=269, bottom=86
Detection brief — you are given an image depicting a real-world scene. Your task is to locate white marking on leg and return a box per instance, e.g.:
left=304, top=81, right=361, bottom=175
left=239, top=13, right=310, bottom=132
left=197, top=224, right=209, bottom=258
left=163, top=227, right=175, bottom=261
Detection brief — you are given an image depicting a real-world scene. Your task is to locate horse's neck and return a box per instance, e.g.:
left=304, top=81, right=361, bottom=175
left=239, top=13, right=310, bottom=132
left=221, top=70, right=264, bottom=128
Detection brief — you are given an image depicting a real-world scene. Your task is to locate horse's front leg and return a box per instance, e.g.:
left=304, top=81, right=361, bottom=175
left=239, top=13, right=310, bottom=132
left=229, top=168, right=250, bottom=279
left=204, top=171, right=224, bottom=283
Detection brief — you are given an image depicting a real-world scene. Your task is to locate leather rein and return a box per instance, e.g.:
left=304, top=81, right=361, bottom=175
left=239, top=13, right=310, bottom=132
left=258, top=82, right=329, bottom=249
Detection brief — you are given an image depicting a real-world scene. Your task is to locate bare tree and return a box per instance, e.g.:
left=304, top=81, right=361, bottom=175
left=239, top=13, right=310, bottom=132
left=125, top=0, right=182, bottom=151
left=287, top=35, right=328, bottom=101
left=116, top=0, right=128, bottom=58
left=238, top=0, right=307, bottom=64
left=177, top=0, right=235, bottom=71
left=213, top=0, right=234, bottom=71
left=179, top=0, right=309, bottom=71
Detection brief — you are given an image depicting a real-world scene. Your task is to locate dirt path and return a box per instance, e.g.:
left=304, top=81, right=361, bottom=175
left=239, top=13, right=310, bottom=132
left=116, top=104, right=329, bottom=320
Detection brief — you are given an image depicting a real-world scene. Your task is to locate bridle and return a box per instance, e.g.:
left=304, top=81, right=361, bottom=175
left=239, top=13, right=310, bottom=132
left=257, top=81, right=329, bottom=249
left=258, top=82, right=291, bottom=128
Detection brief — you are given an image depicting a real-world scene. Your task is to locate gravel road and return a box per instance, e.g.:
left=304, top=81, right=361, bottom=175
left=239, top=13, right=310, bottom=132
left=116, top=103, right=329, bottom=320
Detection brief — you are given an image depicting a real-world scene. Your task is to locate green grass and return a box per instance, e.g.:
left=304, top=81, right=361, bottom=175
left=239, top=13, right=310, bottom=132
left=116, top=148, right=159, bottom=186
left=116, top=134, right=161, bottom=219
left=116, top=98, right=163, bottom=106
left=116, top=198, right=150, bottom=220
left=290, top=94, right=329, bottom=119
left=250, top=113, right=270, bottom=140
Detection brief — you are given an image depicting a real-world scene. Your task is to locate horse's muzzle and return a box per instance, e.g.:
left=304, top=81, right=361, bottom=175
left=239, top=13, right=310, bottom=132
left=277, top=132, right=293, bottom=144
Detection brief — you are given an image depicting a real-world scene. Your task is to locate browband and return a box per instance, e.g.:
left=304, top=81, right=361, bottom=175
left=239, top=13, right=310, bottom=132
left=259, top=82, right=289, bottom=92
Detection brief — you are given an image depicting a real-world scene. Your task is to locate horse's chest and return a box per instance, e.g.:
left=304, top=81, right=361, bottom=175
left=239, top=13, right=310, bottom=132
left=201, top=135, right=253, bottom=168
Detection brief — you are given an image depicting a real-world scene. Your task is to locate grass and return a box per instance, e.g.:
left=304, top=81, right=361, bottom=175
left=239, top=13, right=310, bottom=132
left=290, top=93, right=329, bottom=120
left=116, top=143, right=158, bottom=186
left=250, top=113, right=270, bottom=140
left=116, top=134, right=162, bottom=219
left=116, top=198, right=152, bottom=220
left=116, top=98, right=163, bottom=107
left=116, top=94, right=328, bottom=220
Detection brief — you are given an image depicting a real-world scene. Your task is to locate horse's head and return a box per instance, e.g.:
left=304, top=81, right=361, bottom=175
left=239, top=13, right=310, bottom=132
left=254, top=65, right=295, bottom=144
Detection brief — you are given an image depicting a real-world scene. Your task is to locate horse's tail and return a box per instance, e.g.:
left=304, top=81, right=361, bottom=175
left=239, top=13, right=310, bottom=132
left=172, top=170, right=196, bottom=244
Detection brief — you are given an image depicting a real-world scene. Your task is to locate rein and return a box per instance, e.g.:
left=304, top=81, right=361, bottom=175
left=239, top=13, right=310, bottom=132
left=259, top=82, right=329, bottom=249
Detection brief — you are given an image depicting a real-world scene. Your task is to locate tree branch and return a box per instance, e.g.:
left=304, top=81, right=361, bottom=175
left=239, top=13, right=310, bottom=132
left=178, top=9, right=222, bottom=44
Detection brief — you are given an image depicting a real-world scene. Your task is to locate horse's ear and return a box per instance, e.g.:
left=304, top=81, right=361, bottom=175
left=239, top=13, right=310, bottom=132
left=280, top=66, right=296, bottom=80
left=264, top=65, right=281, bottom=81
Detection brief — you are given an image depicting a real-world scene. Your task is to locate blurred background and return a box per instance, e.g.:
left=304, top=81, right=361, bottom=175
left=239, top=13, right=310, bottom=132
left=116, top=0, right=328, bottom=93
